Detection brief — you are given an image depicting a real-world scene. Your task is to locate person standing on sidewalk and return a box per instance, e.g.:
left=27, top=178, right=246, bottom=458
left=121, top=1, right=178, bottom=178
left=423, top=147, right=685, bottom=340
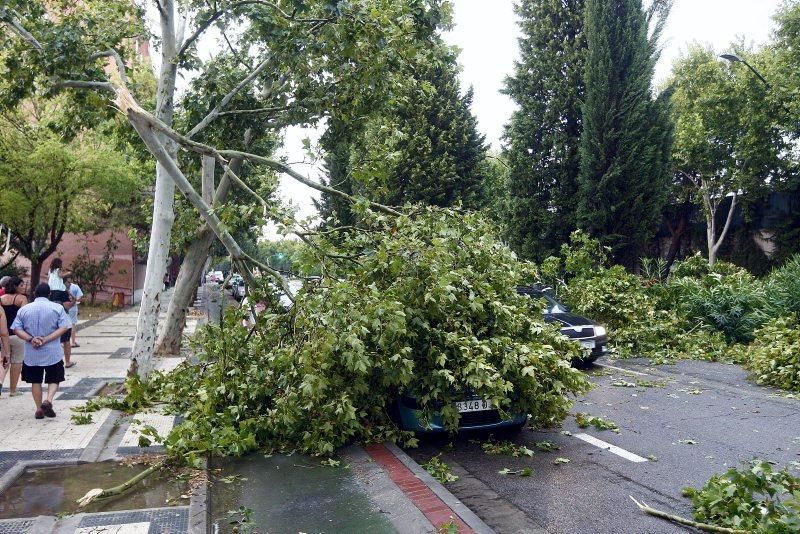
left=65, top=276, right=83, bottom=348
left=47, top=258, right=75, bottom=368
left=10, top=283, right=71, bottom=419
left=0, top=276, right=27, bottom=396
left=0, top=305, right=10, bottom=395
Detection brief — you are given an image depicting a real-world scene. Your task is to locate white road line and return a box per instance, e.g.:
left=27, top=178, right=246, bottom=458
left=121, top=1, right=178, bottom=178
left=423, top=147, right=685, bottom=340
left=595, top=362, right=649, bottom=377
left=574, top=433, right=649, bottom=463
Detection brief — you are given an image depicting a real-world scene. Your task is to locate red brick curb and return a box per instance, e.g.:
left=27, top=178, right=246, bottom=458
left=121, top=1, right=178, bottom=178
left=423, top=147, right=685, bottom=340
left=365, top=443, right=474, bottom=533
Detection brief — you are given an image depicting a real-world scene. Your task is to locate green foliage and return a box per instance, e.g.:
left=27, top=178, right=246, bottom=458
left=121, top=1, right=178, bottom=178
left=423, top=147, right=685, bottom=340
left=669, top=271, right=767, bottom=344
left=141, top=208, right=589, bottom=458
left=353, top=45, right=488, bottom=209
left=745, top=316, right=800, bottom=392
left=498, top=466, right=533, bottom=476
left=70, top=412, right=93, bottom=425
left=423, top=455, right=458, bottom=484
left=534, top=440, right=560, bottom=452
left=682, top=460, right=800, bottom=533
left=574, top=413, right=619, bottom=432
left=70, top=237, right=118, bottom=305
left=0, top=105, right=142, bottom=284
left=502, top=0, right=586, bottom=261
left=763, top=255, right=800, bottom=319
left=578, top=0, right=673, bottom=267
left=481, top=440, right=534, bottom=458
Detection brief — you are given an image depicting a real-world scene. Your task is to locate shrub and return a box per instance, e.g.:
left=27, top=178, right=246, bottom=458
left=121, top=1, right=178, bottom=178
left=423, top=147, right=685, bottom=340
left=669, top=271, right=767, bottom=344
left=763, top=254, right=800, bottom=319
left=683, top=460, right=800, bottom=533
left=746, top=315, right=800, bottom=392
left=149, top=208, right=590, bottom=458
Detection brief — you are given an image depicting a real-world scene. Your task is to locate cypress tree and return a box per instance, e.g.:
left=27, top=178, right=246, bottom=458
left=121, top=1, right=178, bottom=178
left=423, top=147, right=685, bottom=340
left=383, top=48, right=488, bottom=208
left=578, top=0, right=672, bottom=267
left=502, top=0, right=587, bottom=261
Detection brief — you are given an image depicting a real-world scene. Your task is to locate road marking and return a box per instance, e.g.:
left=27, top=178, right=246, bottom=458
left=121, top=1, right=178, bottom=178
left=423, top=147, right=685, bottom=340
left=596, top=363, right=649, bottom=377
left=574, top=433, right=649, bottom=463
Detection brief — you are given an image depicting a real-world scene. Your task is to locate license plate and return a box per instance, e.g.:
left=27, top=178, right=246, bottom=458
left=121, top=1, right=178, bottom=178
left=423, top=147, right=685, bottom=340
left=454, top=399, right=493, bottom=413
left=580, top=340, right=596, bottom=350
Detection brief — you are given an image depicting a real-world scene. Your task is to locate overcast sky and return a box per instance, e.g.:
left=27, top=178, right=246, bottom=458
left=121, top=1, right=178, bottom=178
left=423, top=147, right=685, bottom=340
left=238, top=0, right=784, bottom=225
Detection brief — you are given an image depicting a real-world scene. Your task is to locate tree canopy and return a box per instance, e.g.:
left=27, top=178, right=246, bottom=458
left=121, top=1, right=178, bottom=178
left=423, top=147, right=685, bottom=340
left=577, top=0, right=672, bottom=267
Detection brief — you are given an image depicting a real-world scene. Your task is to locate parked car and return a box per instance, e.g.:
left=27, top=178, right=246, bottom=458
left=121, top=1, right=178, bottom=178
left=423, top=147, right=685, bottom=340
left=393, top=393, right=528, bottom=434
left=517, top=284, right=608, bottom=365
left=394, top=285, right=608, bottom=435
left=229, top=275, right=246, bottom=301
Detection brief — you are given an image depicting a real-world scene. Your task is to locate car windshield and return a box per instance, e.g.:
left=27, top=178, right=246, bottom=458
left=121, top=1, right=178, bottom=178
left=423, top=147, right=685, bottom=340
left=534, top=291, right=569, bottom=314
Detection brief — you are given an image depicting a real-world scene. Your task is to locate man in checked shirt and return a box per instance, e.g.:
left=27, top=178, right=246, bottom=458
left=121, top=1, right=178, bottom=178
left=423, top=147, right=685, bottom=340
left=10, top=283, right=72, bottom=419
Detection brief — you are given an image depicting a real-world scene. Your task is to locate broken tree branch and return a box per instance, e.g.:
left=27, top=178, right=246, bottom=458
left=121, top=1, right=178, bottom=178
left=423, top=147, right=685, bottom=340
left=629, top=496, right=746, bottom=534
left=187, top=56, right=273, bottom=138
left=0, top=7, right=44, bottom=51
left=89, top=49, right=129, bottom=85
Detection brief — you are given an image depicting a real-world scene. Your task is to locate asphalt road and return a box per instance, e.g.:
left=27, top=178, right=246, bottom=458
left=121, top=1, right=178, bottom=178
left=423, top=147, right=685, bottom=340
left=407, top=358, right=800, bottom=534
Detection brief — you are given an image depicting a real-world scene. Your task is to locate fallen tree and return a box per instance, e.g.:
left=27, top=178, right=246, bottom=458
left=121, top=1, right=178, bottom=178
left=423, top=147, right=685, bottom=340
left=144, top=207, right=591, bottom=458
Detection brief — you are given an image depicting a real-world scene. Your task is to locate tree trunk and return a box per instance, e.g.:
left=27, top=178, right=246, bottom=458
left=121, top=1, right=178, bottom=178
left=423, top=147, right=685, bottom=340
left=154, top=225, right=214, bottom=355
left=29, top=261, right=42, bottom=298
left=129, top=0, right=180, bottom=379
left=664, top=209, right=688, bottom=272
left=154, top=153, right=244, bottom=355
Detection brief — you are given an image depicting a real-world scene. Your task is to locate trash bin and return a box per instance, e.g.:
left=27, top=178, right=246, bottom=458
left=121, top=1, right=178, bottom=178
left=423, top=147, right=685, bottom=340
left=112, top=292, right=125, bottom=308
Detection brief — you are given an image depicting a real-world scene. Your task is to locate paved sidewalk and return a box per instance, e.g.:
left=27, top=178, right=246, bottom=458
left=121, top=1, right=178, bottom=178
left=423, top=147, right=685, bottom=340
left=0, top=291, right=201, bottom=534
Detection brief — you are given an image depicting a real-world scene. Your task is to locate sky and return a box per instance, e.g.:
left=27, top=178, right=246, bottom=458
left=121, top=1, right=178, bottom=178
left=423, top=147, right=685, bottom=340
left=177, top=0, right=784, bottom=227
left=444, top=0, right=782, bottom=152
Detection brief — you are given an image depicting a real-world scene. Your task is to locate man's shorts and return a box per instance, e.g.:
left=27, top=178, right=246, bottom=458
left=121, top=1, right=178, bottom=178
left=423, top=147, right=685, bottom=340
left=6, top=335, right=24, bottom=364
left=22, top=361, right=65, bottom=384
left=60, top=328, right=72, bottom=344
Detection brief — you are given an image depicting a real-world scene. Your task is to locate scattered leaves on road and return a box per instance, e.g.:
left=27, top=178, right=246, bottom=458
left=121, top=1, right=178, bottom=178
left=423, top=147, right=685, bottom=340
left=423, top=455, right=458, bottom=484
left=534, top=441, right=560, bottom=452
left=498, top=467, right=533, bottom=477
left=553, top=457, right=571, bottom=465
left=646, top=455, right=659, bottom=462
left=482, top=440, right=534, bottom=457
left=611, top=380, right=637, bottom=388
left=575, top=412, right=619, bottom=432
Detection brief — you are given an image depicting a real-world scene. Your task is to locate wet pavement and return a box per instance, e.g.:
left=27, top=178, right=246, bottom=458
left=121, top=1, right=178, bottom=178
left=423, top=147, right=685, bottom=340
left=209, top=454, right=397, bottom=534
left=407, top=357, right=800, bottom=534
left=0, top=462, right=189, bottom=519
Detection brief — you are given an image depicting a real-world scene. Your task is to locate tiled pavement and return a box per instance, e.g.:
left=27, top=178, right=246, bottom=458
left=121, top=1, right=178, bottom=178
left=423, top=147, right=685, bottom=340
left=0, top=290, right=200, bottom=534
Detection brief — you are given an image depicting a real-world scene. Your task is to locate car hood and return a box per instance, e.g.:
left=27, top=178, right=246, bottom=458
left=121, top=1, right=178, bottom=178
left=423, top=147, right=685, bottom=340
left=544, top=312, right=598, bottom=328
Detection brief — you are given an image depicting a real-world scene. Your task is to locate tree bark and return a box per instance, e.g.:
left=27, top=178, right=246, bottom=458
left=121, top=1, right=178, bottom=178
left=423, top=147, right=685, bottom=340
left=129, top=0, right=180, bottom=379
left=664, top=206, right=689, bottom=272
left=154, top=153, right=243, bottom=355
left=29, top=261, right=42, bottom=297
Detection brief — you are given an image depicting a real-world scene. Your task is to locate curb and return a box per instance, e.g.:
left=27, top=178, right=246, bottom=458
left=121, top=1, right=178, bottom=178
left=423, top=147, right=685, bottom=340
left=187, top=458, right=208, bottom=534
left=367, top=442, right=494, bottom=534
left=343, top=445, right=434, bottom=534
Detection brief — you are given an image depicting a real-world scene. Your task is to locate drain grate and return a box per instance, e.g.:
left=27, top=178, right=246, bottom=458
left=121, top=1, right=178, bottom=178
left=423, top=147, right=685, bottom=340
left=0, top=519, right=35, bottom=534
left=78, top=507, right=189, bottom=534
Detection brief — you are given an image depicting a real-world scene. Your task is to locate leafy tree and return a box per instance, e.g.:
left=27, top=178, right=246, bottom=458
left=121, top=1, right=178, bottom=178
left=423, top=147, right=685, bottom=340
left=502, top=0, right=587, bottom=261
left=70, top=236, right=119, bottom=305
left=2, top=0, right=452, bottom=372
left=0, top=105, right=141, bottom=291
left=577, top=0, right=673, bottom=268
left=353, top=45, right=488, bottom=208
left=670, top=46, right=792, bottom=266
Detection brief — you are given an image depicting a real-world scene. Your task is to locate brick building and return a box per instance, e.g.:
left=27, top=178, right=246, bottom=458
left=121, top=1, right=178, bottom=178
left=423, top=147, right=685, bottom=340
left=2, top=230, right=145, bottom=305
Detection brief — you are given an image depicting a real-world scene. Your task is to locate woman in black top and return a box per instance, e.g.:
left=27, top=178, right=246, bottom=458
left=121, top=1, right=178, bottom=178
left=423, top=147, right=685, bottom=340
left=0, top=277, right=27, bottom=396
